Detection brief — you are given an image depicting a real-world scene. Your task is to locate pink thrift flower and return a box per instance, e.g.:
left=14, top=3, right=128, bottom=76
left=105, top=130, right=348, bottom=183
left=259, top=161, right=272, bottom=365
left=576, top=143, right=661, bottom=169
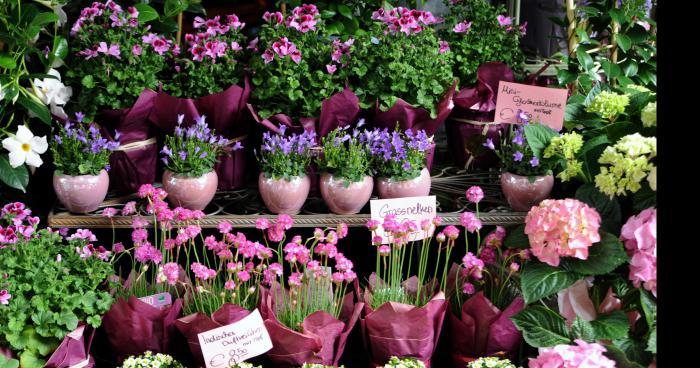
left=102, top=207, right=118, bottom=218
left=460, top=212, right=482, bottom=233
left=453, top=20, right=472, bottom=33
left=524, top=199, right=601, bottom=267
left=462, top=282, right=475, bottom=294
left=331, top=272, right=345, bottom=284
left=113, top=242, right=125, bottom=253
left=217, top=221, right=233, bottom=234
left=225, top=280, right=236, bottom=290
left=479, top=246, right=497, bottom=264
left=378, top=245, right=391, bottom=256
left=462, top=252, right=485, bottom=279
left=122, top=201, right=137, bottom=216
left=444, top=225, right=460, bottom=240
left=277, top=214, right=294, bottom=230
left=366, top=219, right=380, bottom=231
left=236, top=270, right=251, bottom=282
left=466, top=186, right=484, bottom=203
left=435, top=232, right=446, bottom=243
left=161, top=262, right=179, bottom=285
left=256, top=218, right=271, bottom=230
left=289, top=272, right=303, bottom=287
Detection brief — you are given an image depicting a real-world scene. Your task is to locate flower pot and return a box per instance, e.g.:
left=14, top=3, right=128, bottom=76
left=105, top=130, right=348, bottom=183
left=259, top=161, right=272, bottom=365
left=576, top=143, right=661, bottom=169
left=500, top=172, right=554, bottom=212
left=258, top=173, right=310, bottom=214
left=319, top=172, right=373, bottom=215
left=376, top=167, right=431, bottom=199
left=162, top=170, right=218, bottom=211
left=53, top=170, right=109, bottom=213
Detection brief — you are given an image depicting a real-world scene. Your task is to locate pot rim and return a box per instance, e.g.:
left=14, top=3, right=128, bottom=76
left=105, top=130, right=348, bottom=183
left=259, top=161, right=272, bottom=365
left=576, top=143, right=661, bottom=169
left=501, top=171, right=554, bottom=179
left=54, top=169, right=108, bottom=178
left=164, top=169, right=217, bottom=179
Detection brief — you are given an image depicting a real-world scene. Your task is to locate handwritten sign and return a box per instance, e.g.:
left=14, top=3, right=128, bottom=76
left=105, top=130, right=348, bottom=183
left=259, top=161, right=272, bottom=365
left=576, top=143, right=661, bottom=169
left=370, top=195, right=437, bottom=244
left=494, top=81, right=568, bottom=130
left=138, top=292, right=172, bottom=310
left=198, top=309, right=272, bottom=368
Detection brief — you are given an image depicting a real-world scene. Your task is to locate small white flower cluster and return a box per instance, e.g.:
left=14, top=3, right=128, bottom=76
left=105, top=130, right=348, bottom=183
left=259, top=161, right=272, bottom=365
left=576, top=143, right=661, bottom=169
left=467, top=357, right=520, bottom=368
left=230, top=363, right=262, bottom=368
left=382, top=356, right=426, bottom=368
left=301, top=364, right=344, bottom=368
left=119, top=351, right=184, bottom=368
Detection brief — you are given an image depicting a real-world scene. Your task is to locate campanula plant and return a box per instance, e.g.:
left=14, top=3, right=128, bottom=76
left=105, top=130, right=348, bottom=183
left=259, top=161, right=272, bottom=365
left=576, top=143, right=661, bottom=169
left=365, top=126, right=432, bottom=181
left=317, top=123, right=373, bottom=185
left=256, top=126, right=316, bottom=180
left=50, top=112, right=120, bottom=176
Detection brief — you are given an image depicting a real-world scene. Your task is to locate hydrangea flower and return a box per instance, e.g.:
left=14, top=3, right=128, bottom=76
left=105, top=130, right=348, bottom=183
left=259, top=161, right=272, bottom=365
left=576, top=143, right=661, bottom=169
left=467, top=357, right=518, bottom=368
left=528, top=339, right=616, bottom=368
left=586, top=91, right=630, bottom=121
left=544, top=132, right=584, bottom=182
left=641, top=101, right=656, bottom=127
left=620, top=207, right=656, bottom=296
left=524, top=199, right=601, bottom=267
left=595, top=133, right=656, bottom=197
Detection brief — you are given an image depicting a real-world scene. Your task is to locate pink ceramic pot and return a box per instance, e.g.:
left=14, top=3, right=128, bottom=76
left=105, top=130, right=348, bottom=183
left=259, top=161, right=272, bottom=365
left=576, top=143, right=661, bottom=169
left=376, top=167, right=431, bottom=199
left=258, top=173, right=310, bottom=214
left=53, top=170, right=109, bottom=213
left=500, top=172, right=554, bottom=212
left=320, top=172, right=373, bottom=215
left=162, top=170, right=218, bottom=211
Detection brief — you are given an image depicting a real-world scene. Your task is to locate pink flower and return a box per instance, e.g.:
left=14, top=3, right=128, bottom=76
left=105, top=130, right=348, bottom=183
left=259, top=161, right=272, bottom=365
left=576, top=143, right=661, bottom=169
left=462, top=282, right=475, bottom=294
left=97, top=42, right=121, bottom=59
left=460, top=212, right=482, bottom=233
left=462, top=252, right=485, bottom=279
left=236, top=270, right=251, bottom=282
left=225, top=280, right=236, bottom=290
left=378, top=245, right=391, bottom=256
left=331, top=272, right=345, bottom=284
left=366, top=219, right=380, bottom=231
left=256, top=218, right=271, bottom=230
left=267, top=224, right=285, bottom=242
left=510, top=263, right=520, bottom=272
left=337, top=223, right=348, bottom=238
left=479, top=246, right=496, bottom=264
left=68, top=229, right=97, bottom=242
left=621, top=208, right=656, bottom=296
left=277, top=214, right=294, bottom=230
left=135, top=242, right=162, bottom=264
left=438, top=40, right=450, bottom=54
left=524, top=199, right=601, bottom=267
left=102, top=207, right=118, bottom=218
left=132, top=44, right=142, bottom=56
left=263, top=11, right=284, bottom=25
left=444, top=225, right=460, bottom=240
left=326, top=64, right=337, bottom=74
left=248, top=37, right=259, bottom=51
left=0, top=289, right=10, bottom=305
left=217, top=221, right=233, bottom=234
left=227, top=14, right=244, bottom=29
left=289, top=272, right=303, bottom=287
left=453, top=20, right=472, bottom=33
left=191, top=262, right=217, bottom=281
left=528, top=339, right=616, bottom=368
left=131, top=217, right=150, bottom=229
left=262, top=49, right=274, bottom=64
left=466, top=186, right=484, bottom=203
left=131, top=228, right=148, bottom=244
left=286, top=5, right=318, bottom=33
left=161, top=262, right=180, bottom=285
left=113, top=242, right=125, bottom=253
left=435, top=232, right=446, bottom=243
left=497, top=15, right=512, bottom=26
left=519, top=21, right=528, bottom=35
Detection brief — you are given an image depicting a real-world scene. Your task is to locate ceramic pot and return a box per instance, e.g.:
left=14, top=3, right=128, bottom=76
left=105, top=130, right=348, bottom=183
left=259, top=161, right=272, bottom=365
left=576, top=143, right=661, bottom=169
left=53, top=170, right=109, bottom=213
left=376, top=167, right=431, bottom=199
left=162, top=170, right=218, bottom=211
left=500, top=172, right=554, bottom=211
left=258, top=173, right=310, bottom=214
left=319, top=172, right=373, bottom=215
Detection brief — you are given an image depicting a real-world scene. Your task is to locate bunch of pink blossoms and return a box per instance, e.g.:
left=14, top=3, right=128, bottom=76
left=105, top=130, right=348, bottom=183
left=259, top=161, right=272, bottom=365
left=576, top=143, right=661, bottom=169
left=0, top=202, right=40, bottom=246
left=524, top=199, right=602, bottom=267
left=371, top=7, right=441, bottom=35
left=620, top=208, right=656, bottom=297
left=285, top=3, right=320, bottom=33
left=528, top=340, right=616, bottom=368
left=184, top=14, right=245, bottom=63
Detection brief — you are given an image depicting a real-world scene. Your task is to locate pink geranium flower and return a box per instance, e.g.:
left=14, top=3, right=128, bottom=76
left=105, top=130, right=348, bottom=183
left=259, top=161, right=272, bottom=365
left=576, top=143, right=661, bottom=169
left=97, top=42, right=121, bottom=59
left=453, top=20, right=472, bottom=33
left=0, top=290, right=11, bottom=305
left=497, top=15, right=512, bottom=26
left=438, top=40, right=450, bottom=54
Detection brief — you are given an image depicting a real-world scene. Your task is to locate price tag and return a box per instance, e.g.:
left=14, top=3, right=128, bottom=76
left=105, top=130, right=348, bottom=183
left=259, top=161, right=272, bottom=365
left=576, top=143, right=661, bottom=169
left=494, top=81, right=568, bottom=130
left=198, top=309, right=273, bottom=368
left=370, top=195, right=437, bottom=244
left=138, top=292, right=172, bottom=310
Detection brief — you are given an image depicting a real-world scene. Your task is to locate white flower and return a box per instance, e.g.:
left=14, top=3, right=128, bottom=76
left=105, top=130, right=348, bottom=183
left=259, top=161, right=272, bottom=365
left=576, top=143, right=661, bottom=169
left=2, top=125, right=48, bottom=168
left=32, top=68, right=72, bottom=119
left=641, top=101, right=656, bottom=127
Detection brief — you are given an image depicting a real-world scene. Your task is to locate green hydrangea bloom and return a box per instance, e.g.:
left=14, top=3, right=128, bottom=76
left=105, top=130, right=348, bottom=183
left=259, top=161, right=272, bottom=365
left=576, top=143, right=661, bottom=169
left=626, top=84, right=651, bottom=94
left=595, top=133, right=656, bottom=197
left=641, top=101, right=657, bottom=127
left=586, top=91, right=630, bottom=120
left=119, top=351, right=184, bottom=368
left=467, top=357, right=521, bottom=368
left=544, top=132, right=584, bottom=182
left=383, top=356, right=426, bottom=368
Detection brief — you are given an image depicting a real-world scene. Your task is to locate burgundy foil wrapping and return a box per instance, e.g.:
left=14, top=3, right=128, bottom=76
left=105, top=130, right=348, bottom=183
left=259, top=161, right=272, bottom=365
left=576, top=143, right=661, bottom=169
left=44, top=324, right=96, bottom=368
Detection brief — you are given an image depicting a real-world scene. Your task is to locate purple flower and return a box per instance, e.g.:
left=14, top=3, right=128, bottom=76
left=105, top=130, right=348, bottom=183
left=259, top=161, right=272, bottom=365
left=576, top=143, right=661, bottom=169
left=483, top=138, right=495, bottom=150
left=438, top=40, right=450, bottom=54
left=512, top=134, right=524, bottom=146
left=530, top=156, right=539, bottom=167
left=513, top=151, right=524, bottom=161
left=516, top=109, right=529, bottom=124
left=199, top=151, right=208, bottom=159
left=453, top=20, right=472, bottom=33
left=326, top=64, right=337, bottom=74
left=402, top=161, right=412, bottom=170
left=179, top=151, right=187, bottom=160
left=97, top=42, right=121, bottom=59
left=75, top=112, right=85, bottom=123
left=161, top=145, right=172, bottom=157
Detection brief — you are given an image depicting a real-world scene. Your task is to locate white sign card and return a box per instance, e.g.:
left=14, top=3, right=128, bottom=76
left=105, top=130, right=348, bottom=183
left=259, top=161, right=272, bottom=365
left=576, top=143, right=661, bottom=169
left=197, top=309, right=273, bottom=368
left=370, top=195, right=437, bottom=244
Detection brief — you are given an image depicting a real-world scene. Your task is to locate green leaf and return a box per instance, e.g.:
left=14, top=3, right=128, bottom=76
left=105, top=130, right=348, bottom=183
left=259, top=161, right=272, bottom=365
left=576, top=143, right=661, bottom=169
left=338, top=4, right=353, bottom=19
left=646, top=326, right=656, bottom=353
left=511, top=306, right=572, bottom=347
left=591, top=311, right=630, bottom=340
left=627, top=92, right=651, bottom=114
left=574, top=184, right=621, bottom=233
left=601, top=59, right=621, bottom=79
left=639, top=289, right=656, bottom=328
left=520, top=262, right=581, bottom=304
left=583, top=83, right=604, bottom=107
left=164, top=0, right=189, bottom=17
left=609, top=9, right=626, bottom=25
left=623, top=60, right=638, bottom=77
left=81, top=74, right=95, bottom=89
left=321, top=10, right=336, bottom=18
left=557, top=69, right=577, bottom=86
left=616, top=34, right=632, bottom=53
left=604, top=343, right=646, bottom=368
left=0, top=54, right=16, bottom=69
left=0, top=355, right=19, bottom=368
left=186, top=2, right=206, bottom=15
left=0, top=154, right=29, bottom=192
left=564, top=232, right=628, bottom=275
left=18, top=351, right=44, bottom=368
left=30, top=12, right=58, bottom=28
left=565, top=102, right=585, bottom=122
left=134, top=4, right=159, bottom=23
left=571, top=317, right=596, bottom=341
left=632, top=185, right=656, bottom=211
left=523, top=123, right=558, bottom=159
left=52, top=37, right=68, bottom=61
left=59, top=310, right=79, bottom=331
left=504, top=224, right=529, bottom=248
left=577, top=51, right=594, bottom=72
left=17, top=94, right=51, bottom=124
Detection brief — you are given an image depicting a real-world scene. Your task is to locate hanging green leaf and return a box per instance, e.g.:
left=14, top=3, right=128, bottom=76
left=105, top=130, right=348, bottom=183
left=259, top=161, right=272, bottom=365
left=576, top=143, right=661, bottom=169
left=520, top=262, right=581, bottom=304
left=0, top=155, right=29, bottom=193
left=17, top=94, right=51, bottom=125
left=511, top=306, right=572, bottom=347
left=134, top=4, right=159, bottom=23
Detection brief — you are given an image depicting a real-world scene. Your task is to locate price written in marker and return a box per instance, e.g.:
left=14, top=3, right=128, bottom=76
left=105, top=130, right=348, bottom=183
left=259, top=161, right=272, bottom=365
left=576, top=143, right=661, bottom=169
left=197, top=309, right=273, bottom=368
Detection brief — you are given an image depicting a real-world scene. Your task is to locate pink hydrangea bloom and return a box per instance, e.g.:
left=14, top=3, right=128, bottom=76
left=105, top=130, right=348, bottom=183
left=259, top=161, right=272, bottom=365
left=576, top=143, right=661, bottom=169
left=528, top=339, right=616, bottom=368
left=524, top=199, right=601, bottom=267
left=620, top=208, right=656, bottom=296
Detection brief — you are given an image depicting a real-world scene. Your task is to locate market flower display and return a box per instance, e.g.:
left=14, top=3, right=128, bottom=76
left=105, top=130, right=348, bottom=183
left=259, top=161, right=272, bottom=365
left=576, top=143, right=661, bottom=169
left=524, top=199, right=602, bottom=267
left=595, top=133, right=657, bottom=197
left=620, top=207, right=657, bottom=296
left=528, top=339, right=616, bottom=368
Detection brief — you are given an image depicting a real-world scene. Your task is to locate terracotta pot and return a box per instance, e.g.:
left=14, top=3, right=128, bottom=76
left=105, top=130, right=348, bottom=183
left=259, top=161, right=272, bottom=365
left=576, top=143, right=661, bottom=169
left=376, top=167, right=431, bottom=199
left=258, top=173, right=310, bottom=214
left=162, top=170, right=218, bottom=211
left=319, top=172, right=373, bottom=215
left=53, top=170, right=109, bottom=213
left=500, top=172, right=554, bottom=211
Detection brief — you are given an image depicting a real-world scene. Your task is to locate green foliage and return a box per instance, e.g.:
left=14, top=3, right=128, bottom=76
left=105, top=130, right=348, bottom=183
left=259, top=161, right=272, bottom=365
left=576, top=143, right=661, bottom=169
left=161, top=116, right=232, bottom=177
left=50, top=118, right=117, bottom=176
left=440, top=0, right=526, bottom=86
left=0, top=216, right=115, bottom=367
left=317, top=126, right=372, bottom=183
left=493, top=122, right=556, bottom=177
left=0, top=155, right=29, bottom=193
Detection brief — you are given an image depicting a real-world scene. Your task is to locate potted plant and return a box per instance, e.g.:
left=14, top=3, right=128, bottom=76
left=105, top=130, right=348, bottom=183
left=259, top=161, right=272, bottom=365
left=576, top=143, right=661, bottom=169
left=257, top=219, right=362, bottom=367
left=484, top=112, right=557, bottom=211
left=50, top=113, right=120, bottom=213
left=256, top=127, right=315, bottom=214
left=349, top=6, right=456, bottom=155
left=316, top=124, right=373, bottom=214
left=152, top=13, right=251, bottom=190
left=366, top=127, right=432, bottom=199
left=66, top=0, right=175, bottom=193
left=0, top=203, right=115, bottom=368
left=160, top=114, right=240, bottom=210
left=118, top=351, right=185, bottom=368
left=248, top=4, right=361, bottom=138
left=359, top=215, right=450, bottom=367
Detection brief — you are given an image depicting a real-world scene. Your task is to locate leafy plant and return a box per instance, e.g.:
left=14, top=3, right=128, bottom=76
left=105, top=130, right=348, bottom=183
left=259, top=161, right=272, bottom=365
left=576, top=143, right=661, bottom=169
left=50, top=113, right=119, bottom=176
left=256, top=127, right=315, bottom=180
left=365, top=126, right=432, bottom=181
left=316, top=125, right=372, bottom=184
left=0, top=204, right=115, bottom=368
